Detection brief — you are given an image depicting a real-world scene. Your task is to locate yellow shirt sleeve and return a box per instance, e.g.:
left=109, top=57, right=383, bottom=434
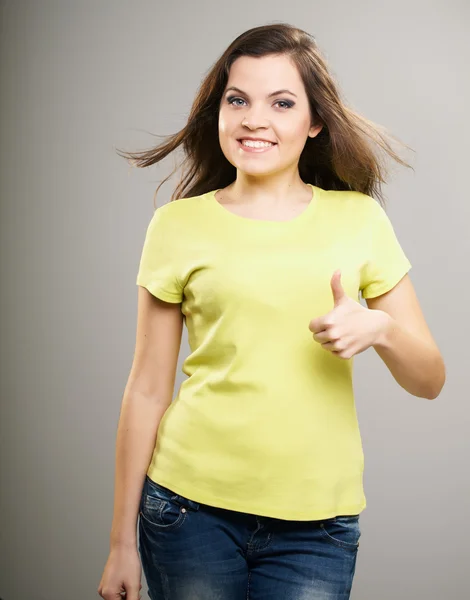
left=360, top=200, right=412, bottom=299
left=135, top=205, right=184, bottom=303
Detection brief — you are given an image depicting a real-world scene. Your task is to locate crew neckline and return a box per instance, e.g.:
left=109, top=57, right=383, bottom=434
left=207, top=183, right=321, bottom=228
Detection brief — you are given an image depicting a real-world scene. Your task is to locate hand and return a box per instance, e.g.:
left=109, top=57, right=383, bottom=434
left=97, top=544, right=143, bottom=600
left=308, top=270, right=390, bottom=360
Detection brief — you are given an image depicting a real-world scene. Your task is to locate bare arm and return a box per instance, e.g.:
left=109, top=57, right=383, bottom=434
left=367, top=274, right=446, bottom=400
left=109, top=286, right=183, bottom=549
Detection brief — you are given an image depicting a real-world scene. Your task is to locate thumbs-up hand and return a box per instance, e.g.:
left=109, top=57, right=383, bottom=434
left=308, top=270, right=389, bottom=360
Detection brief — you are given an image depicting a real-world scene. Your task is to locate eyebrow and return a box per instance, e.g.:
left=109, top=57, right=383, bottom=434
left=224, top=86, right=297, bottom=99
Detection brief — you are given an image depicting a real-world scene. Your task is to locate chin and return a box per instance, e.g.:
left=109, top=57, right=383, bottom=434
left=238, top=167, right=281, bottom=178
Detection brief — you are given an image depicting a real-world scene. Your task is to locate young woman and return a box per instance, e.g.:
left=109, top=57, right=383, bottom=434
left=98, top=22, right=445, bottom=600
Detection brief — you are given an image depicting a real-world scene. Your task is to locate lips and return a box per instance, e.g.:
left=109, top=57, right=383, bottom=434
left=237, top=139, right=277, bottom=154
left=238, top=138, right=277, bottom=144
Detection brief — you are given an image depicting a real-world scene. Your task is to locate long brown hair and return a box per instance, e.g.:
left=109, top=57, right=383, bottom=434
left=116, top=22, right=414, bottom=208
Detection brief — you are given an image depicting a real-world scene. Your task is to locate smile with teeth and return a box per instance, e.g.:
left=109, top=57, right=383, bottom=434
left=242, top=140, right=273, bottom=147
left=238, top=139, right=277, bottom=152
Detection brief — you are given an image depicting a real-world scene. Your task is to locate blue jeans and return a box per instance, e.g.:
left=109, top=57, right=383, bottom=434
left=138, top=475, right=361, bottom=600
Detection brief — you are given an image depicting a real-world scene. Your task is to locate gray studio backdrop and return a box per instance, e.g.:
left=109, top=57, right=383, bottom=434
left=1, top=1, right=468, bottom=599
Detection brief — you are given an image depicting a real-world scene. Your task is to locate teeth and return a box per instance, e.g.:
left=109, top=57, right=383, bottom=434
left=241, top=140, right=273, bottom=148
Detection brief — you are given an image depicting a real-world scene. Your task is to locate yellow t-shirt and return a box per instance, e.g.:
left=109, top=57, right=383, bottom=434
left=135, top=184, right=411, bottom=521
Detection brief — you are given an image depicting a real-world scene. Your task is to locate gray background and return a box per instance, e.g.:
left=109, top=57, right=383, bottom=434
left=1, top=1, right=468, bottom=599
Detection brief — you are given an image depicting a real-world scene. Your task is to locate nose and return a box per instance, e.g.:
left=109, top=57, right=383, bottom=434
left=242, top=108, right=270, bottom=129
left=242, top=121, right=268, bottom=131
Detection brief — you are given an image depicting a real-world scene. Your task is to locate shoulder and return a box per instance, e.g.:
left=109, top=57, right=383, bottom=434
left=323, top=188, right=379, bottom=209
left=320, top=188, right=384, bottom=227
left=154, top=191, right=212, bottom=223
left=145, top=192, right=211, bottom=234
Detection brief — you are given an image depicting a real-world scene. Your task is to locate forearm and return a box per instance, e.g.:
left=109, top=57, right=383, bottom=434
left=373, top=311, right=446, bottom=400
left=109, top=390, right=169, bottom=549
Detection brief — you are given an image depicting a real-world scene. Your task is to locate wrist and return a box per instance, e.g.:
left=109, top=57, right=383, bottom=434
left=110, top=531, right=137, bottom=550
left=110, top=538, right=137, bottom=551
left=372, top=310, right=394, bottom=350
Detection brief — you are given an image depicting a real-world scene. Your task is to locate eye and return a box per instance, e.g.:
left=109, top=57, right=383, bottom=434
left=275, top=100, right=294, bottom=109
left=227, top=96, right=247, bottom=107
left=226, top=96, right=294, bottom=110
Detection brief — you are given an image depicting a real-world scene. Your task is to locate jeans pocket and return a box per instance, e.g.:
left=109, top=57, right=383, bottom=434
left=139, top=476, right=188, bottom=531
left=319, top=515, right=361, bottom=550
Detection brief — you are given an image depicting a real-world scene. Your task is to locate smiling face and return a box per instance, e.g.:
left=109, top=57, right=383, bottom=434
left=218, top=53, right=322, bottom=178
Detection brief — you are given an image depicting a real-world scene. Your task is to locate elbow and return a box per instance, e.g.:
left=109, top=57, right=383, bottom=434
left=425, top=387, right=443, bottom=400
left=425, top=357, right=446, bottom=400
left=405, top=353, right=446, bottom=400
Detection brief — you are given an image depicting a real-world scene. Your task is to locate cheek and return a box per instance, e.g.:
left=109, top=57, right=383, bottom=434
left=217, top=115, right=237, bottom=164
left=218, top=110, right=235, bottom=138
left=279, top=120, right=310, bottom=147
left=218, top=115, right=227, bottom=136
left=218, top=125, right=230, bottom=153
left=218, top=113, right=241, bottom=151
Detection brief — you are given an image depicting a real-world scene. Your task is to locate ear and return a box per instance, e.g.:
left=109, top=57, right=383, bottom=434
left=308, top=123, right=323, bottom=138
